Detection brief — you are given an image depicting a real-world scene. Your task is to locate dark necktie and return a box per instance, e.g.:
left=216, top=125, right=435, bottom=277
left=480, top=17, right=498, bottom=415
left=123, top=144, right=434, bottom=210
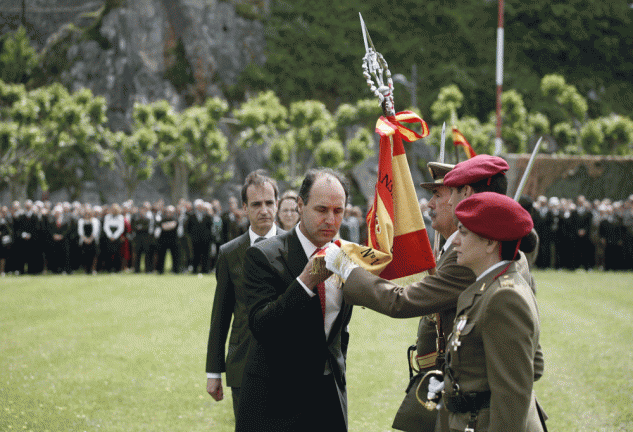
left=312, top=247, right=326, bottom=319
left=254, top=236, right=266, bottom=244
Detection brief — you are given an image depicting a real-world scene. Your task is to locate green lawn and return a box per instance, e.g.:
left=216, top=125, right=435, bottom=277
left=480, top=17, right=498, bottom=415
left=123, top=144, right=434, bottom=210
left=1, top=270, right=631, bottom=431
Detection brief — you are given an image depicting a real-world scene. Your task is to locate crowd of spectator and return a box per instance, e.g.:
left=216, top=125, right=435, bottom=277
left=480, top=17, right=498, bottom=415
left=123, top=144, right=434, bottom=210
left=528, top=194, right=633, bottom=271
left=4, top=191, right=628, bottom=277
left=420, top=194, right=633, bottom=272
left=0, top=195, right=367, bottom=277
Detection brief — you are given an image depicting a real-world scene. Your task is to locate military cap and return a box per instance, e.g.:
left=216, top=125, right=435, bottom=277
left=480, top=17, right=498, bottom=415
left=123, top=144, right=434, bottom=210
left=419, top=162, right=455, bottom=190
left=455, top=192, right=533, bottom=241
left=443, top=155, right=509, bottom=188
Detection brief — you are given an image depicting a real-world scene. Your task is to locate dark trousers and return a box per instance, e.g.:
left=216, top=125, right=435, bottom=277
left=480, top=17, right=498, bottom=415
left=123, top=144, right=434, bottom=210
left=191, top=240, right=211, bottom=273
left=236, top=373, right=346, bottom=432
left=133, top=234, right=154, bottom=273
left=155, top=234, right=180, bottom=274
left=231, top=386, right=241, bottom=420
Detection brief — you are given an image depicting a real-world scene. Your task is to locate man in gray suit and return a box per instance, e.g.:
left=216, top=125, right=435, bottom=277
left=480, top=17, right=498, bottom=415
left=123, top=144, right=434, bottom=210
left=205, top=170, right=282, bottom=418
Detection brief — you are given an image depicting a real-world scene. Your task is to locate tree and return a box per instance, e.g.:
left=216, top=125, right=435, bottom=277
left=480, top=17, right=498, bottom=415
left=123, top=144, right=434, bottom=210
left=135, top=98, right=230, bottom=203
left=0, top=80, right=107, bottom=201
left=0, top=26, right=38, bottom=84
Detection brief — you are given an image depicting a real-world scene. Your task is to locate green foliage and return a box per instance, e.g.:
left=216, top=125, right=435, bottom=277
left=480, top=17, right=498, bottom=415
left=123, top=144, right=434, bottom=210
left=552, top=122, right=580, bottom=154
left=0, top=26, right=39, bottom=84
left=528, top=112, right=550, bottom=137
left=314, top=138, right=345, bottom=168
left=346, top=128, right=374, bottom=167
left=600, top=115, right=633, bottom=156
left=430, top=84, right=464, bottom=124
left=500, top=90, right=529, bottom=153
left=540, top=74, right=588, bottom=123
left=579, top=119, right=605, bottom=155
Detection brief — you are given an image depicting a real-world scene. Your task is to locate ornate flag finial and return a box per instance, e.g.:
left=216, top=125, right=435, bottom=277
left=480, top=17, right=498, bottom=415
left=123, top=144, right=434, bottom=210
left=360, top=13, right=395, bottom=117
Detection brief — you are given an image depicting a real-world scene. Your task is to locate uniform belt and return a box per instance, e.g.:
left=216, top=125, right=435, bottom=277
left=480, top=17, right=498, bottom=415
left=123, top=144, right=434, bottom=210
left=415, top=351, right=438, bottom=370
left=444, top=390, right=491, bottom=414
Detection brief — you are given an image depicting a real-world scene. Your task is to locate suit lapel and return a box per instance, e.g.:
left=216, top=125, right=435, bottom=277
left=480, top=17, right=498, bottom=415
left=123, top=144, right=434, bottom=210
left=284, top=227, right=308, bottom=278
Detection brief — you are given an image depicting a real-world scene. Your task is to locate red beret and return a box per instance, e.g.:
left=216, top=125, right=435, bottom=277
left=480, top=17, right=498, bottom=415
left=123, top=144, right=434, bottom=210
left=443, top=155, right=509, bottom=188
left=455, top=192, right=533, bottom=241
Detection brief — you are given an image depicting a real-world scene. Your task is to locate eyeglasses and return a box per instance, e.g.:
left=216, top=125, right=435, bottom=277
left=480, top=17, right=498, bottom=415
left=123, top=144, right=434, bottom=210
left=279, top=209, right=298, bottom=214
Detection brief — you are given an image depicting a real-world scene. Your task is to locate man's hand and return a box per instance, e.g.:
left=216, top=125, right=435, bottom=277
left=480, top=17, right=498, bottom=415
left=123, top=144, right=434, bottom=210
left=298, top=256, right=332, bottom=291
left=207, top=378, right=223, bottom=401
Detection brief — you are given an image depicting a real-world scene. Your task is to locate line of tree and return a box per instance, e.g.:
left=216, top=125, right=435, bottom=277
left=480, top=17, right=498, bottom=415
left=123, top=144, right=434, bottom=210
left=1, top=21, right=632, bottom=204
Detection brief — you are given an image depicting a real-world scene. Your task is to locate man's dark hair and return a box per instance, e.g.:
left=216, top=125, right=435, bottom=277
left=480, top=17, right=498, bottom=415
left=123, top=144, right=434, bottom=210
left=298, top=168, right=349, bottom=206
left=241, top=170, right=279, bottom=205
left=458, top=172, right=508, bottom=195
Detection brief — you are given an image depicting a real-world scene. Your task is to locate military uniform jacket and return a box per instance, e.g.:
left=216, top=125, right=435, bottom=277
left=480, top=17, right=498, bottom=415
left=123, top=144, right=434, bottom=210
left=444, top=262, right=544, bottom=432
left=342, top=243, right=476, bottom=319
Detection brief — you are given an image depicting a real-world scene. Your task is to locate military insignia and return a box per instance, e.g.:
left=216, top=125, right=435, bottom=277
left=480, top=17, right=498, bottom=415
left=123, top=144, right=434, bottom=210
left=451, top=315, right=468, bottom=351
left=500, top=277, right=515, bottom=288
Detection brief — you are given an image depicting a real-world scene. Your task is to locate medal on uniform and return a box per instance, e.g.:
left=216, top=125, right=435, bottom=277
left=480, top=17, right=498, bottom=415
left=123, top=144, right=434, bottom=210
left=451, top=315, right=468, bottom=351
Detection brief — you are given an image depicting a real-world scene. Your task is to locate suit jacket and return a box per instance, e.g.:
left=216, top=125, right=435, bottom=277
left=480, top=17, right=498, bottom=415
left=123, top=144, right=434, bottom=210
left=206, top=227, right=285, bottom=387
left=444, top=262, right=544, bottom=432
left=206, top=231, right=251, bottom=388
left=187, top=212, right=213, bottom=244
left=236, top=227, right=353, bottom=431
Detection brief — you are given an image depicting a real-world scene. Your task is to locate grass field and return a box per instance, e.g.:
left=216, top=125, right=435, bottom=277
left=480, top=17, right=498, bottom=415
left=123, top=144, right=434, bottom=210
left=1, top=270, right=632, bottom=431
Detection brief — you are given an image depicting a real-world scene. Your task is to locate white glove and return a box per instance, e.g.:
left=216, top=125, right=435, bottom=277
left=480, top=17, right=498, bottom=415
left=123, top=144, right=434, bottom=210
left=427, top=376, right=444, bottom=410
left=324, top=243, right=358, bottom=281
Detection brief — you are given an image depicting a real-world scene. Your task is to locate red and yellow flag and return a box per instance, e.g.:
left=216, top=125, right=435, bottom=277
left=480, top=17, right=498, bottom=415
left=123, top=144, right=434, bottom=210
left=452, top=127, right=477, bottom=159
left=340, top=111, right=435, bottom=283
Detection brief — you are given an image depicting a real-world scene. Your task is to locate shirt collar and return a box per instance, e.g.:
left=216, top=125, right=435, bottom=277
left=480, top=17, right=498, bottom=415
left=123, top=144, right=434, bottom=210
left=477, top=260, right=510, bottom=281
left=443, top=231, right=458, bottom=252
left=295, top=224, right=325, bottom=258
left=249, top=225, right=278, bottom=246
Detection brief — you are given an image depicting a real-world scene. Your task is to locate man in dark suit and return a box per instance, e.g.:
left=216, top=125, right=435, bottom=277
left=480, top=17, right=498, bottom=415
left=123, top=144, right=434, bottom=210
left=206, top=170, right=282, bottom=419
left=235, top=168, right=353, bottom=432
left=187, top=199, right=214, bottom=274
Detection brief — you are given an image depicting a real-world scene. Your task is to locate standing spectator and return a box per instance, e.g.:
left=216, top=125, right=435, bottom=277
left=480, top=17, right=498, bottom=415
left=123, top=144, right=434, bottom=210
left=0, top=206, right=13, bottom=276
left=575, top=196, right=595, bottom=270
left=276, top=194, right=300, bottom=231
left=599, top=202, right=625, bottom=271
left=155, top=205, right=180, bottom=274
left=177, top=199, right=193, bottom=272
left=187, top=199, right=214, bottom=274
left=67, top=202, right=82, bottom=272
left=223, top=196, right=248, bottom=242
left=14, top=200, right=44, bottom=274
left=209, top=199, right=224, bottom=270
left=533, top=196, right=553, bottom=269
left=78, top=206, right=101, bottom=274
left=120, top=201, right=134, bottom=272
left=102, top=204, right=126, bottom=272
left=206, top=170, right=283, bottom=418
left=47, top=206, right=72, bottom=274
left=131, top=202, right=155, bottom=273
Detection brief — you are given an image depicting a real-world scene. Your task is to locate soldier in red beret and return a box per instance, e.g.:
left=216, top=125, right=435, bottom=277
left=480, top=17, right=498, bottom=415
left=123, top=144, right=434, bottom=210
left=436, top=192, right=547, bottom=432
left=443, top=154, right=539, bottom=289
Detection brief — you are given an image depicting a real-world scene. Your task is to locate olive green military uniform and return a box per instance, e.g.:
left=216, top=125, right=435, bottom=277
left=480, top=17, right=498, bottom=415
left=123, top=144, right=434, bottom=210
left=443, top=261, right=545, bottom=432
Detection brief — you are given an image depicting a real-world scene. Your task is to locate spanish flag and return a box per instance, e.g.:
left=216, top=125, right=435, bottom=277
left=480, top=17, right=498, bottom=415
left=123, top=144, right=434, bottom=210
left=452, top=127, right=477, bottom=159
left=339, top=111, right=435, bottom=284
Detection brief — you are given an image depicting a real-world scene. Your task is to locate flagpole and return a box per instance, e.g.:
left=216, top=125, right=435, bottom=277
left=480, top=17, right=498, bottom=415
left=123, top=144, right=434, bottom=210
left=494, top=0, right=504, bottom=155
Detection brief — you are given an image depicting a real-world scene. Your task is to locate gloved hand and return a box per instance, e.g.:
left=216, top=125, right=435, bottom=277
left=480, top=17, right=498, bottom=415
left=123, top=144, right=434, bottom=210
left=427, top=376, right=444, bottom=410
left=325, top=243, right=358, bottom=281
